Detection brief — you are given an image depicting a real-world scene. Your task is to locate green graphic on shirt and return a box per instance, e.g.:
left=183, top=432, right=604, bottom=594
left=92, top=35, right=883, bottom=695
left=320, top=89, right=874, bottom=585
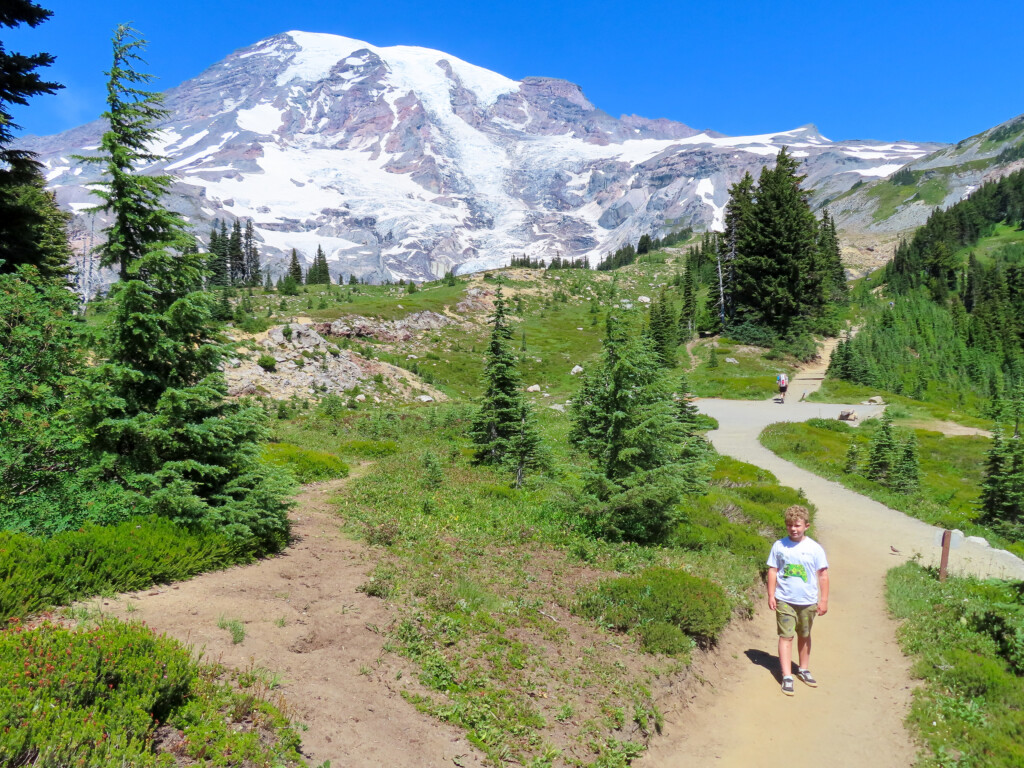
left=782, top=563, right=809, bottom=582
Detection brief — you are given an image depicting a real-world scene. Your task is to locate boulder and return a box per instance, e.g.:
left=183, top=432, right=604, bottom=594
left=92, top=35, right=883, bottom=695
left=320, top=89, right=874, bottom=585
left=637, top=295, right=651, bottom=304
left=526, top=384, right=541, bottom=392
left=965, top=535, right=990, bottom=548
left=417, top=395, right=434, bottom=403
left=354, top=393, right=367, bottom=403
left=570, top=365, right=584, bottom=376
left=725, top=357, right=739, bottom=364
left=838, top=409, right=858, bottom=421
left=228, top=379, right=257, bottom=396
left=867, top=396, right=884, bottom=404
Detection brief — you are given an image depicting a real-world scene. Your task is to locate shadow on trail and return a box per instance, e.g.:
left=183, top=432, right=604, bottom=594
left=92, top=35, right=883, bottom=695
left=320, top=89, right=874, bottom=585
left=744, top=648, right=780, bottom=681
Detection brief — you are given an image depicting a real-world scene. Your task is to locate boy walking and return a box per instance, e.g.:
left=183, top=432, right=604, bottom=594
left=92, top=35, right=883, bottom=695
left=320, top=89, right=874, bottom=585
left=767, top=505, right=829, bottom=696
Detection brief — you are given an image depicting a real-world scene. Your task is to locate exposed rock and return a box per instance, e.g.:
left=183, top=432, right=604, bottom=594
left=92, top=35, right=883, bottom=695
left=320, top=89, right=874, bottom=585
left=354, top=393, right=366, bottom=402
left=417, top=395, right=434, bottom=403
left=724, top=357, right=739, bottom=364
left=839, top=409, right=858, bottom=421
left=321, top=310, right=456, bottom=342
left=965, top=535, right=990, bottom=548
left=549, top=403, right=566, bottom=412
left=455, top=287, right=492, bottom=315
left=637, top=295, right=651, bottom=304
left=526, top=384, right=541, bottom=392
left=570, top=365, right=584, bottom=375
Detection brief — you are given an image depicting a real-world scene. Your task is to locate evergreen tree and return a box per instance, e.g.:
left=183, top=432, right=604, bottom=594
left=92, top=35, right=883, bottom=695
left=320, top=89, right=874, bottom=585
left=844, top=440, right=861, bottom=475
left=228, top=220, right=244, bottom=285
left=866, top=411, right=898, bottom=485
left=981, top=396, right=1024, bottom=535
left=243, top=219, right=260, bottom=286
left=471, top=284, right=541, bottom=481
left=722, top=172, right=755, bottom=325
left=71, top=26, right=291, bottom=552
left=730, top=149, right=825, bottom=333
left=287, top=249, right=303, bottom=283
left=892, top=433, right=920, bottom=494
left=0, top=1, right=62, bottom=184
left=645, top=287, right=677, bottom=368
left=0, top=168, right=74, bottom=280
left=679, top=257, right=698, bottom=340
left=0, top=265, right=98, bottom=527
left=569, top=316, right=709, bottom=542
left=74, top=25, right=187, bottom=281
left=819, top=209, right=848, bottom=303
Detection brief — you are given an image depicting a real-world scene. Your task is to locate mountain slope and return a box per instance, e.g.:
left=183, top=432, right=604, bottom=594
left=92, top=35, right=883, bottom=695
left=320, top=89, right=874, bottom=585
left=24, top=31, right=943, bottom=283
left=832, top=112, right=1024, bottom=234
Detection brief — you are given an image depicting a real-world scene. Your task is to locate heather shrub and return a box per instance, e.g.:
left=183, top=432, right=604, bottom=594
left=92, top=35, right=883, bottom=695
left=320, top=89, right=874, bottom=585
left=576, top=567, right=731, bottom=651
left=262, top=442, right=349, bottom=483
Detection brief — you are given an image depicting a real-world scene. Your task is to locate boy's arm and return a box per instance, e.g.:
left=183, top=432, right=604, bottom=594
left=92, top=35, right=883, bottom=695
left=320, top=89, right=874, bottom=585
left=766, top=567, right=778, bottom=611
left=817, top=568, right=829, bottom=615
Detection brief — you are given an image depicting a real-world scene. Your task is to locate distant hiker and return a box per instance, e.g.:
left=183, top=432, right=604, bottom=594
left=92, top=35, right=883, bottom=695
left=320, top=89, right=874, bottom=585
left=766, top=505, right=830, bottom=696
left=776, top=372, right=789, bottom=402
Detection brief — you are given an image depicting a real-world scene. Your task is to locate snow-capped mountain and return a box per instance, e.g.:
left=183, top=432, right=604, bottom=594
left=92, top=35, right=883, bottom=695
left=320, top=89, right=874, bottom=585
left=23, top=31, right=945, bottom=282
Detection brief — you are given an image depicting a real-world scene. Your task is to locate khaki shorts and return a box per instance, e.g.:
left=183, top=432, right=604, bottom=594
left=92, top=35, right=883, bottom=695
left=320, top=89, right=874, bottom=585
left=776, top=601, right=817, bottom=638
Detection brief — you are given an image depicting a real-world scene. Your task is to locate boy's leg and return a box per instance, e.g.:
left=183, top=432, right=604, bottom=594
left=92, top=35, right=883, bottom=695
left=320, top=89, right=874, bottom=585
left=778, top=635, right=794, bottom=679
left=797, top=634, right=811, bottom=670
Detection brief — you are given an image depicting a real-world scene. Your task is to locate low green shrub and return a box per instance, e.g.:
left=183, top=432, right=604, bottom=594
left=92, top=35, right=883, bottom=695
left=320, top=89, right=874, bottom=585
left=262, top=442, right=349, bottom=483
left=576, top=567, right=731, bottom=651
left=0, top=620, right=307, bottom=766
left=887, top=563, right=1024, bottom=768
left=336, top=439, right=399, bottom=458
left=805, top=417, right=852, bottom=432
left=257, top=354, right=277, bottom=371
left=0, top=518, right=243, bottom=621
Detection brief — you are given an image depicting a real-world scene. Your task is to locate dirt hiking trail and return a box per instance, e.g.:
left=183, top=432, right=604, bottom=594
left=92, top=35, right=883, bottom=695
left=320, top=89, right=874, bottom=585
left=94, top=466, right=486, bottom=768
left=641, top=350, right=1024, bottom=768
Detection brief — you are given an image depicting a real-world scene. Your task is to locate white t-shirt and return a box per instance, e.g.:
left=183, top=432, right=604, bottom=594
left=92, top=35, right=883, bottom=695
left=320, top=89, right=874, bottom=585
left=767, top=536, right=828, bottom=606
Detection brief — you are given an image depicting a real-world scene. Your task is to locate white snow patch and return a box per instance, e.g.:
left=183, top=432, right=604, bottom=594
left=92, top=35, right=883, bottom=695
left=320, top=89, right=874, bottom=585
left=850, top=163, right=907, bottom=177
left=237, top=103, right=283, bottom=134
left=176, top=130, right=209, bottom=151
left=695, top=178, right=725, bottom=232
left=69, top=202, right=93, bottom=212
left=45, top=166, right=69, bottom=181
left=280, top=31, right=517, bottom=108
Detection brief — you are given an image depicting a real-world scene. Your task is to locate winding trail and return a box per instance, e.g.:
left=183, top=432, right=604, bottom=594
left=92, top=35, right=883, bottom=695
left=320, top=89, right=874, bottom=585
left=642, top=353, right=1024, bottom=767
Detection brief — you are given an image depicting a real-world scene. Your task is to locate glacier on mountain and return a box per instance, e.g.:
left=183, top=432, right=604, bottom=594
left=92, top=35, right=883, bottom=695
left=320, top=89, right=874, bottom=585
left=21, top=30, right=946, bottom=284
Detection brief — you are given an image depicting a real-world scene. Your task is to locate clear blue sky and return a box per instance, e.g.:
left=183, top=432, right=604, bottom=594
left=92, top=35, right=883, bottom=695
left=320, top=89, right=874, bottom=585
left=6, top=0, right=1021, bottom=144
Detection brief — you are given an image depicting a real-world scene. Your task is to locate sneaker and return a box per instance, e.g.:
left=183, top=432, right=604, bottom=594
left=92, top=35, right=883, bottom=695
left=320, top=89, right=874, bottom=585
left=781, top=676, right=795, bottom=696
left=796, top=668, right=818, bottom=687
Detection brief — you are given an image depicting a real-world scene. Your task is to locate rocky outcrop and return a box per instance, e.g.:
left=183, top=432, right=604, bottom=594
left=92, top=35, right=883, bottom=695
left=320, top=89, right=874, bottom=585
left=222, top=322, right=444, bottom=402
left=315, top=310, right=456, bottom=342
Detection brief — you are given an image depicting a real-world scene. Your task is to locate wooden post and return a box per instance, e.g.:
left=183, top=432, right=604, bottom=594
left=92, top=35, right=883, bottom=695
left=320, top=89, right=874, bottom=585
left=939, top=529, right=951, bottom=582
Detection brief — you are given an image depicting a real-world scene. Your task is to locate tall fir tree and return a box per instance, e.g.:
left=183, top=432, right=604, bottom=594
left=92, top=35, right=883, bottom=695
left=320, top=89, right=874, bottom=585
left=818, top=209, right=848, bottom=303
left=722, top=172, right=755, bottom=325
left=570, top=316, right=710, bottom=542
left=0, top=169, right=74, bottom=280
left=470, top=284, right=541, bottom=482
left=228, top=219, right=244, bottom=285
left=0, top=1, right=62, bottom=185
left=679, top=256, right=698, bottom=340
left=243, top=219, right=260, bottom=286
left=71, top=25, right=292, bottom=551
left=866, top=411, right=898, bottom=485
left=74, top=25, right=186, bottom=281
left=287, top=248, right=303, bottom=283
left=730, top=149, right=825, bottom=333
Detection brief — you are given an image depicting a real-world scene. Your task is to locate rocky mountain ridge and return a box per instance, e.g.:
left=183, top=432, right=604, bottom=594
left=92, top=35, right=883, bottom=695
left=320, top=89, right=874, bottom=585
left=24, top=30, right=946, bottom=283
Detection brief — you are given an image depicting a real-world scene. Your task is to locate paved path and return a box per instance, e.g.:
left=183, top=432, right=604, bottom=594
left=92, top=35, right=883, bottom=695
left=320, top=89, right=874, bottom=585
left=642, top=396, right=1024, bottom=768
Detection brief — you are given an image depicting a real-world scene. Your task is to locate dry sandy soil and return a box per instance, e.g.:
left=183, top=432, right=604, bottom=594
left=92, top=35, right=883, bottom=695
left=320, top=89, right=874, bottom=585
left=96, top=466, right=487, bottom=768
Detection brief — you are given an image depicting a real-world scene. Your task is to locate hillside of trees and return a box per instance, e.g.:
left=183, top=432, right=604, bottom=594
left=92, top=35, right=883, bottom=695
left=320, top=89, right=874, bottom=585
left=829, top=169, right=1024, bottom=402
